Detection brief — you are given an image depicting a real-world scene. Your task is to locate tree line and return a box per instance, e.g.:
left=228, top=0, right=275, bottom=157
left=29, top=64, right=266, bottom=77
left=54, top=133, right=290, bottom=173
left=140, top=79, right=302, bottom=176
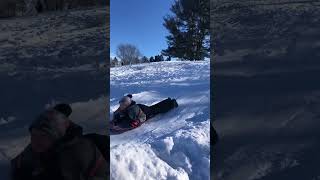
left=111, top=0, right=210, bottom=67
left=110, top=43, right=171, bottom=67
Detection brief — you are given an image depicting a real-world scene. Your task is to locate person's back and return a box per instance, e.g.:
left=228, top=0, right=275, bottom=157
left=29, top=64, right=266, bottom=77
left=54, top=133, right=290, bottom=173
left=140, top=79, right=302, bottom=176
left=12, top=144, right=57, bottom=180
left=12, top=135, right=106, bottom=180
left=55, top=135, right=107, bottom=180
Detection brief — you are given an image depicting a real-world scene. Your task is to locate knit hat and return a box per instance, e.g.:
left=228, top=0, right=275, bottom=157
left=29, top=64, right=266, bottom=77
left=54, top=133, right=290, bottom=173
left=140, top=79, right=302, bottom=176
left=119, top=94, right=132, bottom=104
left=29, top=109, right=69, bottom=140
left=54, top=103, right=72, bottom=117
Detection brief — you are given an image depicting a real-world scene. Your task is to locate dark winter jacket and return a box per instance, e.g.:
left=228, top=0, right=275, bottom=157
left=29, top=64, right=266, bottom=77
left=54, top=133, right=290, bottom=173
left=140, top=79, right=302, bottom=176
left=11, top=122, right=107, bottom=180
left=113, top=101, right=147, bottom=127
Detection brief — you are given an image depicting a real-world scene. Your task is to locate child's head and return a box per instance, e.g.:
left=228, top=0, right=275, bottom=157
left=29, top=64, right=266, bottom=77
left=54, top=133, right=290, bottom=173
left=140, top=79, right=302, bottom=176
left=29, top=109, right=70, bottom=152
left=119, top=94, right=133, bottom=109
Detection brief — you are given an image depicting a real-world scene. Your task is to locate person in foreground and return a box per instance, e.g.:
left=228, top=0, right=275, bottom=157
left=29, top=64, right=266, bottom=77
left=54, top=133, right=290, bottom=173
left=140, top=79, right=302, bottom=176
left=110, top=94, right=178, bottom=130
left=11, top=104, right=108, bottom=180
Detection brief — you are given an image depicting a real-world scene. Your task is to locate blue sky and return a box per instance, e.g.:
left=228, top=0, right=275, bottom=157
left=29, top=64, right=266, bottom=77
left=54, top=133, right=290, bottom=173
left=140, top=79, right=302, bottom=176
left=110, top=0, right=174, bottom=58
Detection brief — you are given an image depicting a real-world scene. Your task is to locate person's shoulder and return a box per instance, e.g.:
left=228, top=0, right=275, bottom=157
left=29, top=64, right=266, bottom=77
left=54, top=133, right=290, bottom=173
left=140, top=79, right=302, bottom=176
left=58, top=137, right=96, bottom=160
left=66, top=136, right=94, bottom=149
left=11, top=144, right=33, bottom=168
left=127, top=104, right=141, bottom=111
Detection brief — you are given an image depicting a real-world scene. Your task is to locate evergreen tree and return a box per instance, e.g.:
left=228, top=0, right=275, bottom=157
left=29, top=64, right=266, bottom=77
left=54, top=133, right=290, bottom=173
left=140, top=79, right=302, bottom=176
left=141, top=56, right=149, bottom=63
left=149, top=56, right=155, bottom=62
left=111, top=57, right=118, bottom=67
left=154, top=55, right=163, bottom=62
left=159, top=55, right=164, bottom=61
left=154, top=55, right=159, bottom=62
left=162, top=0, right=210, bottom=61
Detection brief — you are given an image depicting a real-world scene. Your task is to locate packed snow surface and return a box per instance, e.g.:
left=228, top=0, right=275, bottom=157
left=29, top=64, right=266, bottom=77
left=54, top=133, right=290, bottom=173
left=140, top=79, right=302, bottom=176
left=110, top=61, right=210, bottom=180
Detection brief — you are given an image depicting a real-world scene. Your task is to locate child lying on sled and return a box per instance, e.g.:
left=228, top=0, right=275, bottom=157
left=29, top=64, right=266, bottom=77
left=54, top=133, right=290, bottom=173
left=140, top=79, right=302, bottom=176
left=110, top=94, right=178, bottom=130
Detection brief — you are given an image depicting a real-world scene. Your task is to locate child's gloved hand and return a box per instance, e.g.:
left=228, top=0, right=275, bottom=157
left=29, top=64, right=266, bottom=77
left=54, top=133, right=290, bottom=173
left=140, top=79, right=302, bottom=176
left=130, top=120, right=140, bottom=128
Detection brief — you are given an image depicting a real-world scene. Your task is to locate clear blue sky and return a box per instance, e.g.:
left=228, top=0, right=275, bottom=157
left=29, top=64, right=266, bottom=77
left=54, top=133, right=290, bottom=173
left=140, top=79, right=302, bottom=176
left=110, top=0, right=174, bottom=58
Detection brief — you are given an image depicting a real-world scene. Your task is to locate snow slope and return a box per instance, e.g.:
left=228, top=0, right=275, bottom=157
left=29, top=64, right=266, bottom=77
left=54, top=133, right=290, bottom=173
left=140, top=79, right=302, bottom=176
left=213, top=69, right=320, bottom=180
left=0, top=6, right=108, bottom=67
left=211, top=1, right=320, bottom=179
left=110, top=61, right=210, bottom=180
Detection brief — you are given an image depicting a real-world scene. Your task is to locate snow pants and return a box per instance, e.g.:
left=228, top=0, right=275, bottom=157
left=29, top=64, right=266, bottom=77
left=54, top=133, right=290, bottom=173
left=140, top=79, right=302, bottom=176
left=138, top=98, right=178, bottom=120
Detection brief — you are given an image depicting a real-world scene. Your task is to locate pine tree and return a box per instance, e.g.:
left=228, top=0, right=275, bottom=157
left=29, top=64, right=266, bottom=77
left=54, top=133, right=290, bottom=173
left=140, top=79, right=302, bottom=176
left=111, top=57, right=118, bottom=67
left=141, top=56, right=149, bottom=63
left=149, top=56, right=155, bottom=62
left=154, top=55, right=163, bottom=62
left=162, top=0, right=210, bottom=61
left=159, top=55, right=164, bottom=61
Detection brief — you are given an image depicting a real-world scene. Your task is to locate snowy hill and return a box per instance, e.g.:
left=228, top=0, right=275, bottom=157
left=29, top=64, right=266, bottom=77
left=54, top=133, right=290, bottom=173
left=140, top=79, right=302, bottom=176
left=110, top=61, right=210, bottom=180
left=211, top=0, right=320, bottom=66
left=211, top=1, right=320, bottom=177
left=0, top=0, right=108, bottom=18
left=213, top=65, right=320, bottom=179
left=213, top=67, right=320, bottom=179
left=0, top=6, right=108, bottom=67
left=211, top=1, right=320, bottom=179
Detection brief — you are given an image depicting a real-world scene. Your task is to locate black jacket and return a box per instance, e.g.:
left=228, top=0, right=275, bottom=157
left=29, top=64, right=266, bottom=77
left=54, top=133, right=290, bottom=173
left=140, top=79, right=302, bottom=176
left=11, top=122, right=107, bottom=180
left=113, top=101, right=147, bottom=127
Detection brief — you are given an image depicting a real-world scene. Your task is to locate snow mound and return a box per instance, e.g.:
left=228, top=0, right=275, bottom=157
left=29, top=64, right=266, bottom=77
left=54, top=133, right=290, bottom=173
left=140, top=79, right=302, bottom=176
left=111, top=143, right=189, bottom=180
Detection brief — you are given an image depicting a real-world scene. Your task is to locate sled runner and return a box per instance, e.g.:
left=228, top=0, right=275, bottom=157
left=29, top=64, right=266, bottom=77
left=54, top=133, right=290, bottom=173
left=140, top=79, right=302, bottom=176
left=109, top=124, right=134, bottom=134
left=109, top=119, right=147, bottom=134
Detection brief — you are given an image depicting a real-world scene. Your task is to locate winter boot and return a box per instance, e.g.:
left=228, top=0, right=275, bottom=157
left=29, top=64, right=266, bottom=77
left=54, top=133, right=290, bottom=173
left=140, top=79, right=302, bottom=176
left=150, top=98, right=176, bottom=115
left=172, top=99, right=178, bottom=108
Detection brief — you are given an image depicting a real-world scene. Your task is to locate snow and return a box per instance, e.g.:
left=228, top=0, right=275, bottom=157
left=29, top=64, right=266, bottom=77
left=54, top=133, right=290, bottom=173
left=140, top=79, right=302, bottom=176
left=0, top=6, right=108, bottom=67
left=110, top=61, right=210, bottom=180
left=110, top=143, right=189, bottom=180
left=212, top=1, right=320, bottom=179
left=0, top=117, right=16, bottom=125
